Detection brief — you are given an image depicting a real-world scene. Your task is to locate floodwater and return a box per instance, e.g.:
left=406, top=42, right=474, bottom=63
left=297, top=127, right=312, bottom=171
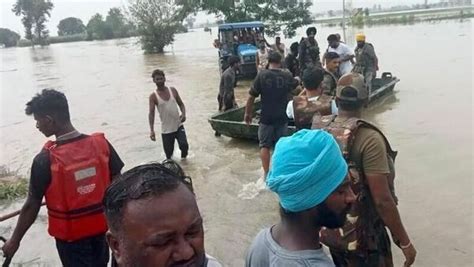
left=0, top=19, right=472, bottom=266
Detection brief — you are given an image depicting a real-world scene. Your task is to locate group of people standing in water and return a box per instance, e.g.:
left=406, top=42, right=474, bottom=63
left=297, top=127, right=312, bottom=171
left=1, top=25, right=416, bottom=267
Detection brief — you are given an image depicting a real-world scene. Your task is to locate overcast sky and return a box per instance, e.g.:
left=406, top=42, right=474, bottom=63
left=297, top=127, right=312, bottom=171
left=1, top=0, right=429, bottom=36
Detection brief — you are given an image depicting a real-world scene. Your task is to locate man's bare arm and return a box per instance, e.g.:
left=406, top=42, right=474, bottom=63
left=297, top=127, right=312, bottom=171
left=366, top=173, right=410, bottom=245
left=1, top=195, right=42, bottom=258
left=244, top=95, right=256, bottom=125
left=148, top=94, right=156, bottom=141
left=366, top=173, right=416, bottom=266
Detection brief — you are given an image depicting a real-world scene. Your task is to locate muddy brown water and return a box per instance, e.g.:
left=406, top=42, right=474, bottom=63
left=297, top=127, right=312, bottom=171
left=0, top=19, right=472, bottom=266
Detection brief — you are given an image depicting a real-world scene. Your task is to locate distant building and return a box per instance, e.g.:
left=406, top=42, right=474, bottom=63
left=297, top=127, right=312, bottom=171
left=448, top=0, right=472, bottom=5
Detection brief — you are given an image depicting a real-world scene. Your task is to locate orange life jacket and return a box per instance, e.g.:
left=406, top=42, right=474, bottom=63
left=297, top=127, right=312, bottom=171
left=44, top=133, right=111, bottom=241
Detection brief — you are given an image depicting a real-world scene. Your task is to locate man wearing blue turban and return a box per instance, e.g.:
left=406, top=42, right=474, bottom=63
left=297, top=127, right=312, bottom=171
left=245, top=129, right=356, bottom=267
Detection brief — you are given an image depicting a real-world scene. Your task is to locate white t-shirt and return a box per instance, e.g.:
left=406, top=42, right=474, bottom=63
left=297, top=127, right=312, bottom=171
left=286, top=96, right=338, bottom=119
left=328, top=42, right=354, bottom=75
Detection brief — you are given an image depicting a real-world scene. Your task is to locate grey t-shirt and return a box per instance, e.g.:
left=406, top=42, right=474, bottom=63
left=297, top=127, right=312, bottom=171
left=245, top=227, right=335, bottom=267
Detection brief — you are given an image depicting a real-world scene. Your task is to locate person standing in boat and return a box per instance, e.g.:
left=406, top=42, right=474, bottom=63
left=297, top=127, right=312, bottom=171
left=287, top=67, right=338, bottom=129
left=244, top=52, right=299, bottom=179
left=218, top=56, right=240, bottom=111
left=149, top=69, right=189, bottom=160
left=299, top=27, right=321, bottom=73
left=353, top=33, right=379, bottom=94
left=327, top=34, right=354, bottom=76
left=313, top=73, right=417, bottom=267
left=284, top=42, right=300, bottom=78
left=321, top=52, right=341, bottom=96
left=1, top=89, right=124, bottom=266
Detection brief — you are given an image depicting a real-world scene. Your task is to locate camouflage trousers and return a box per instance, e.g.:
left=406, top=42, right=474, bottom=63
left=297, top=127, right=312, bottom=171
left=329, top=228, right=393, bottom=267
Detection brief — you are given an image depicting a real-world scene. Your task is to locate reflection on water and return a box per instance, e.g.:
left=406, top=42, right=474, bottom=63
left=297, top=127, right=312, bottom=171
left=364, top=92, right=400, bottom=121
left=0, top=19, right=472, bottom=266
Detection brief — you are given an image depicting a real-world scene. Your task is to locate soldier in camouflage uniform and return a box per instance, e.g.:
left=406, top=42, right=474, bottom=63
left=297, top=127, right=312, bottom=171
left=353, top=33, right=378, bottom=95
left=313, top=73, right=417, bottom=267
left=286, top=67, right=338, bottom=129
left=299, top=27, right=321, bottom=73
left=321, top=52, right=340, bottom=96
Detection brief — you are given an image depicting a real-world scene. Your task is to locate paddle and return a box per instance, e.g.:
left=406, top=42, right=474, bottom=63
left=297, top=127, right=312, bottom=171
left=0, top=202, right=46, bottom=222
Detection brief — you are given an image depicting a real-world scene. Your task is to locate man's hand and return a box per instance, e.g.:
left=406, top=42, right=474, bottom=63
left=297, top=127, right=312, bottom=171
left=150, top=131, right=156, bottom=141
left=2, top=238, right=19, bottom=260
left=180, top=114, right=186, bottom=123
left=244, top=113, right=252, bottom=125
left=402, top=243, right=417, bottom=267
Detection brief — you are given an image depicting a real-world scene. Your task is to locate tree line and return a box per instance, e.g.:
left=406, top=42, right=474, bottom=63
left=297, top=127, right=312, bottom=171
left=1, top=0, right=314, bottom=53
left=127, top=0, right=313, bottom=53
left=0, top=0, right=137, bottom=47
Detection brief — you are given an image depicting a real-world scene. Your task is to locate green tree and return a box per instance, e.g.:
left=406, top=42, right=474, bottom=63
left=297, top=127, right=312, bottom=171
left=198, top=0, right=313, bottom=38
left=128, top=0, right=190, bottom=53
left=0, top=28, right=21, bottom=47
left=106, top=8, right=128, bottom=38
left=58, top=17, right=86, bottom=36
left=86, top=13, right=113, bottom=40
left=12, top=0, right=53, bottom=45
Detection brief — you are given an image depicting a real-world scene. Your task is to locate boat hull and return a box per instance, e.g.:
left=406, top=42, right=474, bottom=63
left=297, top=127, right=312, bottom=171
left=209, top=72, right=399, bottom=141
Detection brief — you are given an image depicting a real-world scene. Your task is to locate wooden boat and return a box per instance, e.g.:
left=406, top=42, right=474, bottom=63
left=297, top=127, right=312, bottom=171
left=209, top=72, right=400, bottom=141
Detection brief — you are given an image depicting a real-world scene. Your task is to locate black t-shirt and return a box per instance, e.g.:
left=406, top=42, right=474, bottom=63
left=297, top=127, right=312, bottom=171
left=249, top=69, right=299, bottom=125
left=29, top=134, right=124, bottom=200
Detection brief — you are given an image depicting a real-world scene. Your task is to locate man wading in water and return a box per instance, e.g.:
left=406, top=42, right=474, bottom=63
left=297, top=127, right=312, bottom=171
left=149, top=69, right=189, bottom=160
left=245, top=52, right=299, bottom=179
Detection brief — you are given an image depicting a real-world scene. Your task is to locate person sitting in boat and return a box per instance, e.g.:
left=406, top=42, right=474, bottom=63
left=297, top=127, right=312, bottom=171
left=321, top=52, right=341, bottom=96
left=353, top=33, right=379, bottom=94
left=104, top=162, right=222, bottom=267
left=286, top=67, right=338, bottom=129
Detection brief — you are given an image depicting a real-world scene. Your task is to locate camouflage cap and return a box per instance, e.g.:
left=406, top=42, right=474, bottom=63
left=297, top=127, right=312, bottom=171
left=336, top=73, right=368, bottom=101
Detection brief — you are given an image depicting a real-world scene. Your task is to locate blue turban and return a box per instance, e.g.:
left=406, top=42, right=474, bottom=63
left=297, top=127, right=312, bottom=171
left=266, top=129, right=348, bottom=212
